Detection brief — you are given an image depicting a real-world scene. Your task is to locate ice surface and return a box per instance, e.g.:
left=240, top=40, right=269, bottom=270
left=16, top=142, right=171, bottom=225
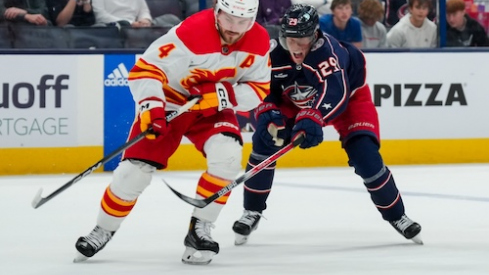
left=1, top=164, right=488, bottom=275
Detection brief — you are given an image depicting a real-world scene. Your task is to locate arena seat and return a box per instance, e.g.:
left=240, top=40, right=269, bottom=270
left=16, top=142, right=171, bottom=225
left=11, top=25, right=69, bottom=49
left=66, top=27, right=124, bottom=49
left=182, top=0, right=214, bottom=18
left=146, top=0, right=185, bottom=19
left=0, top=24, right=12, bottom=48
left=122, top=26, right=171, bottom=49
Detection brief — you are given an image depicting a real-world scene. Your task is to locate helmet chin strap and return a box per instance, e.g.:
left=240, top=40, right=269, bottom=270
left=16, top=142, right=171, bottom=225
left=215, top=22, right=225, bottom=42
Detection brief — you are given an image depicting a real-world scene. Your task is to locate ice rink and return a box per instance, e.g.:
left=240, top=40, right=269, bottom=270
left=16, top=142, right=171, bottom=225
left=1, top=164, right=488, bottom=275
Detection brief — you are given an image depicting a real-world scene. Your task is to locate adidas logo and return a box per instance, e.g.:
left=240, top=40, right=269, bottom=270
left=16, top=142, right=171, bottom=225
left=104, top=63, right=129, bottom=87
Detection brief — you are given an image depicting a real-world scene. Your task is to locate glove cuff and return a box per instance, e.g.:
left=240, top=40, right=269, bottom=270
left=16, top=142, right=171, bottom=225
left=295, top=108, right=324, bottom=126
left=139, top=99, right=165, bottom=113
left=254, top=102, right=278, bottom=120
left=216, top=81, right=237, bottom=110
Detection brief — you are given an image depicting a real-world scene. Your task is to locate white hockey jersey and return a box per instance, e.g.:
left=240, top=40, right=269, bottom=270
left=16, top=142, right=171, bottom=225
left=128, top=9, right=271, bottom=112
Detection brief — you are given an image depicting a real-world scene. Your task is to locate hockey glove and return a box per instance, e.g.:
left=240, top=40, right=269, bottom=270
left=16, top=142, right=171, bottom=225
left=255, top=102, right=287, bottom=147
left=189, top=82, right=237, bottom=117
left=139, top=99, right=168, bottom=140
left=291, top=108, right=324, bottom=149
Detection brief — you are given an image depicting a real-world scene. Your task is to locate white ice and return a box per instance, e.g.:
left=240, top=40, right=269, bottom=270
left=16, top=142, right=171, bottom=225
left=1, top=164, right=488, bottom=275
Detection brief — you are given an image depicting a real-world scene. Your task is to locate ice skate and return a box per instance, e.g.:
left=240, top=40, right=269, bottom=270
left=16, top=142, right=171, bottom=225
left=74, top=225, right=115, bottom=262
left=389, top=214, right=423, bottom=244
left=232, top=210, right=262, bottom=245
left=181, top=217, right=219, bottom=265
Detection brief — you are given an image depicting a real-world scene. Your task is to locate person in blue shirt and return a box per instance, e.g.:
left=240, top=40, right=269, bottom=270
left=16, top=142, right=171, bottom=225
left=319, top=0, right=362, bottom=48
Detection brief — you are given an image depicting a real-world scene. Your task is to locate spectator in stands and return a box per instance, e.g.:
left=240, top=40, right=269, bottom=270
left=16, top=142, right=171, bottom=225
left=382, top=0, right=436, bottom=29
left=319, top=0, right=362, bottom=48
left=386, top=0, right=437, bottom=48
left=91, top=0, right=180, bottom=28
left=0, top=0, right=50, bottom=25
left=358, top=0, right=387, bottom=48
left=446, top=0, right=489, bottom=47
left=256, top=0, right=291, bottom=25
left=46, top=0, right=95, bottom=27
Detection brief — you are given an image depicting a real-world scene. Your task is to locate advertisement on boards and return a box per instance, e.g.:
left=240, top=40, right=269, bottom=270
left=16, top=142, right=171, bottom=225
left=0, top=55, right=77, bottom=148
left=365, top=52, right=489, bottom=140
left=103, top=54, right=137, bottom=171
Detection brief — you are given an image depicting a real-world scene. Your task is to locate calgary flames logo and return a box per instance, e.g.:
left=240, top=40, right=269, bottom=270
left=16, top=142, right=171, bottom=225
left=283, top=82, right=318, bottom=108
left=180, top=68, right=236, bottom=89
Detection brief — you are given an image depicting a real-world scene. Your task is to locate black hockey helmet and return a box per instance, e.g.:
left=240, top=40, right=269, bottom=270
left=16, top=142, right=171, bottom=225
left=280, top=4, right=319, bottom=38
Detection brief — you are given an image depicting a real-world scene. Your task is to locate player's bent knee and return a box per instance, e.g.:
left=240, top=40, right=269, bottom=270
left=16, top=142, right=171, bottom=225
left=204, top=133, right=242, bottom=180
left=345, top=135, right=384, bottom=179
left=111, top=159, right=155, bottom=199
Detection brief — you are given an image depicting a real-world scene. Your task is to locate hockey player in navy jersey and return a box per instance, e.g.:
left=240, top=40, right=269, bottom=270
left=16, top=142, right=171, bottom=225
left=232, top=4, right=422, bottom=246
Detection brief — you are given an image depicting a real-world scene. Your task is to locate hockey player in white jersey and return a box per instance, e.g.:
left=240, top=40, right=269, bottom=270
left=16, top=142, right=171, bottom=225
left=74, top=0, right=271, bottom=265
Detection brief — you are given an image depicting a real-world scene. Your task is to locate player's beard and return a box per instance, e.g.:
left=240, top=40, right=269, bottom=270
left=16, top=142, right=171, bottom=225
left=219, top=28, right=244, bottom=45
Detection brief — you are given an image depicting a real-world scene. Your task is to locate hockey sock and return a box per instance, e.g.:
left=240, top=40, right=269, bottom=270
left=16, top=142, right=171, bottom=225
left=364, top=167, right=405, bottom=221
left=345, top=135, right=404, bottom=221
left=195, top=172, right=231, bottom=205
left=243, top=154, right=276, bottom=212
left=100, top=186, right=137, bottom=218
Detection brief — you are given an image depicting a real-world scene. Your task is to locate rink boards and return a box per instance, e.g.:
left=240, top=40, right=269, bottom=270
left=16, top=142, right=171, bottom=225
left=1, top=52, right=488, bottom=175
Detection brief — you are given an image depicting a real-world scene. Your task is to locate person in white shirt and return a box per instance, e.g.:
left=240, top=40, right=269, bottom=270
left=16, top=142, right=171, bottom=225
left=386, top=0, right=437, bottom=48
left=358, top=0, right=388, bottom=48
left=92, top=0, right=180, bottom=28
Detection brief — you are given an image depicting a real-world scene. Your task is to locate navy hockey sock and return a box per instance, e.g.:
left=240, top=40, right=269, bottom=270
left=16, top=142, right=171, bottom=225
left=364, top=166, right=405, bottom=221
left=345, top=135, right=404, bottom=221
left=242, top=153, right=276, bottom=212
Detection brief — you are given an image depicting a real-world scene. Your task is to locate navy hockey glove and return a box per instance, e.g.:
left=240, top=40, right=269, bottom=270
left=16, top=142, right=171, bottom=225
left=291, top=109, right=324, bottom=149
left=189, top=82, right=237, bottom=117
left=139, top=99, right=168, bottom=140
left=255, top=102, right=287, bottom=147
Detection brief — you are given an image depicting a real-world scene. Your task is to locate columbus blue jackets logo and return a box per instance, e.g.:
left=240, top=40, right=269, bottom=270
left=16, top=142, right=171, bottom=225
left=283, top=82, right=317, bottom=108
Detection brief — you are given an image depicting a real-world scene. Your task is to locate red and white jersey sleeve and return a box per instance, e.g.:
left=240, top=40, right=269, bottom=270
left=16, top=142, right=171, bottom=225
left=128, top=9, right=271, bottom=112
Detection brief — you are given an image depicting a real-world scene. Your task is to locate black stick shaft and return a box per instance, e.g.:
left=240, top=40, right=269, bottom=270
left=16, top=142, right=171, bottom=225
left=32, top=98, right=199, bottom=209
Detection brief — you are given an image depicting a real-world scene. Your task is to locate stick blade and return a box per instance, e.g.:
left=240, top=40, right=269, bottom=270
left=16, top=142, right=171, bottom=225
left=162, top=179, right=208, bottom=208
left=31, top=188, right=44, bottom=209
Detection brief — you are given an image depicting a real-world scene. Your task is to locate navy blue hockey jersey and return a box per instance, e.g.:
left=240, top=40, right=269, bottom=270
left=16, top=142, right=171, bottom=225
left=268, top=32, right=367, bottom=123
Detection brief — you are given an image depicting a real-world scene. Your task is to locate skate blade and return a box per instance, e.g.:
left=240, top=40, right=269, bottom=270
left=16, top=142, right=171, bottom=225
left=410, top=234, right=423, bottom=245
left=234, top=233, right=249, bottom=246
left=73, top=252, right=89, bottom=263
left=181, top=247, right=216, bottom=265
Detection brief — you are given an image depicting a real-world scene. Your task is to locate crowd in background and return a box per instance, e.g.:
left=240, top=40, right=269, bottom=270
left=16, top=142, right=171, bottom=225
left=0, top=0, right=184, bottom=28
left=259, top=0, right=489, bottom=48
left=0, top=0, right=488, bottom=48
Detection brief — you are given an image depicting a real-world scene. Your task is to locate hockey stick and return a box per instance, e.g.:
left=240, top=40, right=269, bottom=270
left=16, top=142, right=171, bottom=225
left=164, top=134, right=305, bottom=208
left=31, top=97, right=200, bottom=209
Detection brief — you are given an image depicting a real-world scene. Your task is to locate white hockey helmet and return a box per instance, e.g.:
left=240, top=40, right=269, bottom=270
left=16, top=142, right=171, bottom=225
left=215, top=0, right=259, bottom=21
